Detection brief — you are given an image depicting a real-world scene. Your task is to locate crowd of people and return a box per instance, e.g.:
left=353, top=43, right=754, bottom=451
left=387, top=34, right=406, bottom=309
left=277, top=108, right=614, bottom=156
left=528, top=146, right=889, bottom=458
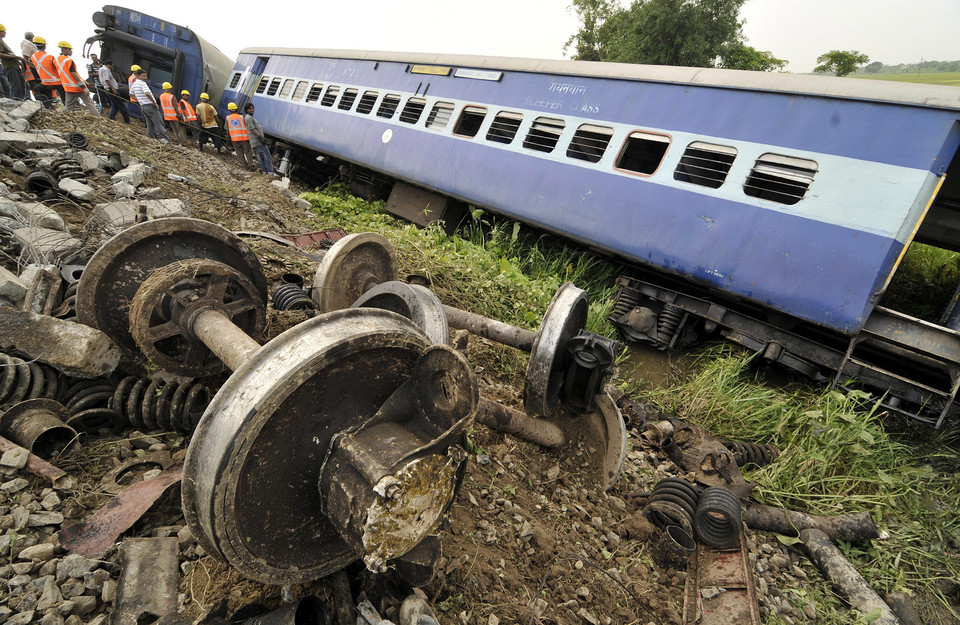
left=0, top=23, right=276, bottom=175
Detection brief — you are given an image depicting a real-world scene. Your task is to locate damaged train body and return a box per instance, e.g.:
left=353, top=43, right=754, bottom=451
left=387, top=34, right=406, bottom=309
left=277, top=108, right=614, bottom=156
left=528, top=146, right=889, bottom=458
left=217, top=49, right=960, bottom=427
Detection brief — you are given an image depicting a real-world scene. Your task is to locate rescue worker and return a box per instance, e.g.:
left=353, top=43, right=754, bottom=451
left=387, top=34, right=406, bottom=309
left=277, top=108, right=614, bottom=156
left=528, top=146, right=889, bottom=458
left=178, top=89, right=198, bottom=140
left=196, top=92, right=222, bottom=153
left=224, top=102, right=254, bottom=169
left=29, top=37, right=61, bottom=107
left=127, top=64, right=141, bottom=117
left=21, top=32, right=39, bottom=98
left=159, top=82, right=186, bottom=144
left=98, top=59, right=130, bottom=123
left=0, top=25, right=27, bottom=100
left=130, top=69, right=169, bottom=142
left=57, top=42, right=99, bottom=115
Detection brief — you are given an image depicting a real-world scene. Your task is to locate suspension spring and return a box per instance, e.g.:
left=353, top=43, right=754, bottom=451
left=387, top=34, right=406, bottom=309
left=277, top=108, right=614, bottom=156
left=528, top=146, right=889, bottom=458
left=52, top=282, right=78, bottom=320
left=111, top=376, right=211, bottom=433
left=59, top=377, right=124, bottom=435
left=0, top=353, right=60, bottom=404
left=643, top=477, right=701, bottom=536
left=50, top=157, right=87, bottom=184
left=720, top=440, right=780, bottom=468
left=273, top=283, right=317, bottom=312
left=694, top=486, right=742, bottom=549
left=656, top=304, right=685, bottom=344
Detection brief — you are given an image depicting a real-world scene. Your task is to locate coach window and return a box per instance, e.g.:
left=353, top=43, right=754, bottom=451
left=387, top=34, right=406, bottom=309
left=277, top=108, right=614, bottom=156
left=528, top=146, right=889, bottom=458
left=399, top=97, right=427, bottom=124
left=426, top=101, right=455, bottom=130
left=321, top=85, right=340, bottom=107
left=567, top=124, right=613, bottom=163
left=486, top=111, right=523, bottom=144
left=305, top=83, right=324, bottom=103
left=228, top=72, right=242, bottom=89
left=377, top=94, right=402, bottom=118
left=278, top=79, right=294, bottom=99
left=454, top=106, right=487, bottom=138
left=292, top=81, right=308, bottom=101
left=523, top=117, right=566, bottom=153
left=744, top=154, right=818, bottom=205
left=615, top=131, right=671, bottom=175
left=255, top=77, right=270, bottom=94
left=357, top=90, right=379, bottom=114
left=339, top=88, right=359, bottom=111
left=266, top=78, right=281, bottom=97
left=674, top=142, right=737, bottom=188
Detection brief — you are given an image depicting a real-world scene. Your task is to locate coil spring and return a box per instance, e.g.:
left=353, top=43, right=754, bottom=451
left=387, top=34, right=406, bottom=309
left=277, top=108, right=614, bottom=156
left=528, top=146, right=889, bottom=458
left=656, top=304, right=685, bottom=344
left=52, top=282, right=78, bottom=320
left=273, top=283, right=317, bottom=312
left=644, top=477, right=700, bottom=531
left=693, top=486, right=742, bottom=549
left=720, top=440, right=780, bottom=468
left=609, top=281, right=643, bottom=323
left=59, top=377, right=124, bottom=435
left=112, top=376, right=211, bottom=433
left=23, top=170, right=59, bottom=198
left=51, top=157, right=87, bottom=184
left=65, top=132, right=89, bottom=149
left=0, top=353, right=59, bottom=404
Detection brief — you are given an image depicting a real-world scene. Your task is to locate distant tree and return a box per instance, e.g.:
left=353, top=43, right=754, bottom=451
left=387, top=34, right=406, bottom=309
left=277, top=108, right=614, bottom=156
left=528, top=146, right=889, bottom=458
left=813, top=50, right=870, bottom=77
left=718, top=43, right=788, bottom=72
left=862, top=61, right=884, bottom=74
left=564, top=0, right=618, bottom=61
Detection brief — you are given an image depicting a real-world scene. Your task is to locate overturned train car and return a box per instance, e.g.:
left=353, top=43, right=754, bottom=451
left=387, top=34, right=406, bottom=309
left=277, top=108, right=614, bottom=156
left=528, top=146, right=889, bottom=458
left=85, top=5, right=233, bottom=112
left=220, top=50, right=960, bottom=427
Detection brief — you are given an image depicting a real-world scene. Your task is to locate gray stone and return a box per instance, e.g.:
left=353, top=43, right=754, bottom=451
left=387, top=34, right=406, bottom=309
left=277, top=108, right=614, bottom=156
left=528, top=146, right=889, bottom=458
left=100, top=579, right=116, bottom=603
left=110, top=163, right=151, bottom=188
left=0, top=109, right=12, bottom=123
left=9, top=100, right=42, bottom=121
left=2, top=477, right=30, bottom=492
left=7, top=119, right=30, bottom=132
left=0, top=307, right=122, bottom=378
left=111, top=181, right=137, bottom=198
left=0, top=130, right=68, bottom=153
left=86, top=199, right=190, bottom=243
left=0, top=266, right=27, bottom=307
left=75, top=151, right=101, bottom=172
left=58, top=179, right=96, bottom=202
left=6, top=610, right=36, bottom=625
left=13, top=562, right=34, bottom=575
left=0, top=200, right=66, bottom=230
left=139, top=187, right=162, bottom=198
left=59, top=578, right=85, bottom=599
left=12, top=160, right=28, bottom=174
left=71, top=595, right=97, bottom=616
left=36, top=576, right=63, bottom=610
left=41, top=612, right=65, bottom=625
left=57, top=554, right=100, bottom=581
left=27, top=511, right=64, bottom=527
left=12, top=227, right=82, bottom=263
left=39, top=558, right=60, bottom=576
left=11, top=505, right=30, bottom=529
left=17, top=543, right=55, bottom=561
left=64, top=614, right=82, bottom=625
left=83, top=568, right=111, bottom=592
left=0, top=606, right=11, bottom=622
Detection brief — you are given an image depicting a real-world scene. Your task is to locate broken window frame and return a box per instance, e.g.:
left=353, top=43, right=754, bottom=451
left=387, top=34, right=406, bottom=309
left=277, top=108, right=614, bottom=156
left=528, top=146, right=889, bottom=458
left=744, top=153, right=818, bottom=205
left=425, top=101, right=456, bottom=130
left=292, top=81, right=309, bottom=101
left=615, top=130, right=672, bottom=176
left=566, top=123, right=614, bottom=163
left=254, top=76, right=270, bottom=95
left=674, top=141, right=738, bottom=189
left=522, top=117, right=566, bottom=153
left=278, top=79, right=294, bottom=99
left=486, top=111, right=523, bottom=145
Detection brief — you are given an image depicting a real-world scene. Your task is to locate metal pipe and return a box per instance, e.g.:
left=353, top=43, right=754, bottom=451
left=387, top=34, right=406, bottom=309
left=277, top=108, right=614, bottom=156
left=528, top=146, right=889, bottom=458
left=475, top=398, right=564, bottom=447
left=743, top=503, right=878, bottom=543
left=442, top=305, right=536, bottom=352
left=192, top=309, right=261, bottom=372
left=800, top=528, right=900, bottom=625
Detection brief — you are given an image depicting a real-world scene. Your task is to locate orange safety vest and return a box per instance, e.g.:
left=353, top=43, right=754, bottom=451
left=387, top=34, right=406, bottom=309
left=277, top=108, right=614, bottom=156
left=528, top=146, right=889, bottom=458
left=179, top=99, right=197, bottom=122
left=24, top=58, right=36, bottom=82
left=129, top=74, right=137, bottom=102
left=31, top=50, right=61, bottom=86
left=159, top=92, right=179, bottom=120
left=225, top=113, right=249, bottom=142
left=57, top=55, right=85, bottom=93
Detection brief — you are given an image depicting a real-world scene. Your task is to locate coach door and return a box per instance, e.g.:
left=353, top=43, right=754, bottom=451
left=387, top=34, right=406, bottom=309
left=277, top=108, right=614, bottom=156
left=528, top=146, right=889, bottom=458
left=236, top=56, right=269, bottom=109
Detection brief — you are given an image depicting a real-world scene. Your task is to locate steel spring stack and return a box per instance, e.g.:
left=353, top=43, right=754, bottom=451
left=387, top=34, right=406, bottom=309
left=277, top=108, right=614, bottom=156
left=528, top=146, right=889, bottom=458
left=694, top=486, right=742, bottom=549
left=272, top=283, right=317, bottom=312
left=59, top=376, right=211, bottom=434
left=720, top=440, right=780, bottom=468
left=50, top=157, right=87, bottom=184
left=656, top=304, right=685, bottom=343
left=643, top=477, right=700, bottom=532
left=0, top=353, right=59, bottom=404
left=52, top=282, right=79, bottom=320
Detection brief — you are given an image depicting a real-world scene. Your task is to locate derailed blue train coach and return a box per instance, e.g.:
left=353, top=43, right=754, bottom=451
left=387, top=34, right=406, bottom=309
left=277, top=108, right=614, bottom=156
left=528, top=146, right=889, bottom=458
left=217, top=50, right=960, bottom=427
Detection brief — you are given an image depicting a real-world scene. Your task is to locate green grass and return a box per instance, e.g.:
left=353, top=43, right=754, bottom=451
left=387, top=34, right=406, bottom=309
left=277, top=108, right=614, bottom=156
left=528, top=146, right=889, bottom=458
left=882, top=242, right=960, bottom=322
left=853, top=71, right=960, bottom=87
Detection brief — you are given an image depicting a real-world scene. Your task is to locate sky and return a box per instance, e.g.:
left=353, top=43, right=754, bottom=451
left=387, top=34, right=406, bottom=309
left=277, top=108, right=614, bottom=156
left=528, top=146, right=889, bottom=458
left=2, top=0, right=959, bottom=75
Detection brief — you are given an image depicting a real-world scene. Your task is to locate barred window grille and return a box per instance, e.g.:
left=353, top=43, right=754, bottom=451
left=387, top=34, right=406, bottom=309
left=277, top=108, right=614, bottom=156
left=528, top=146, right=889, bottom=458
left=744, top=154, right=818, bottom=205
left=254, top=77, right=270, bottom=94
left=278, top=79, right=293, bottom=99
left=338, top=88, right=359, bottom=110
left=266, top=78, right=281, bottom=96
left=567, top=124, right=613, bottom=163
left=292, top=81, right=308, bottom=101
left=377, top=94, right=401, bottom=118
left=523, top=117, right=565, bottom=153
left=486, top=111, right=523, bottom=144
left=674, top=142, right=737, bottom=188
left=320, top=85, right=340, bottom=107
left=305, top=83, right=323, bottom=103
left=426, top=102, right=455, bottom=130
left=356, top=91, right=379, bottom=114
left=399, top=97, right=427, bottom=124
left=229, top=73, right=241, bottom=89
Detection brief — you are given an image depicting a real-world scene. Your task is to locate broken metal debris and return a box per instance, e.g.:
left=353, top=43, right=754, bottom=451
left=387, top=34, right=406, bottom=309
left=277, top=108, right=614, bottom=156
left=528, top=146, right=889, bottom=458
left=112, top=537, right=179, bottom=625
left=742, top=503, right=879, bottom=543
left=0, top=433, right=75, bottom=488
left=0, top=398, right=79, bottom=459
left=272, top=280, right=317, bottom=313
left=238, top=596, right=327, bottom=625
left=682, top=526, right=761, bottom=625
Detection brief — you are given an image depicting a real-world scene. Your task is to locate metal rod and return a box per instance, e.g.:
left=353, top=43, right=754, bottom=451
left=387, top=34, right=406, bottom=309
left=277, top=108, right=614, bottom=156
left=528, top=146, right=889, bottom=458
left=475, top=397, right=564, bottom=447
left=442, top=305, right=536, bottom=352
left=743, top=503, right=879, bottom=543
left=192, top=309, right=262, bottom=372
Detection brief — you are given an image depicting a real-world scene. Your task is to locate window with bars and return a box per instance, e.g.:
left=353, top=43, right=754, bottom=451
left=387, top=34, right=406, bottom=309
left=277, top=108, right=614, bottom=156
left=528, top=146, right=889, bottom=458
left=426, top=101, right=455, bottom=130
left=523, top=117, right=565, bottom=153
left=744, top=154, right=817, bottom=205
left=254, top=77, right=270, bottom=94
left=292, top=81, right=308, bottom=101
left=356, top=90, right=379, bottom=114
left=377, top=94, right=401, bottom=118
left=486, top=111, right=523, bottom=144
left=616, top=131, right=670, bottom=175
left=674, top=142, right=737, bottom=188
left=399, top=97, right=427, bottom=124
left=305, top=83, right=324, bottom=103
left=229, top=73, right=241, bottom=89
left=320, top=85, right=340, bottom=107
left=266, top=78, right=281, bottom=96
left=566, top=124, right=613, bottom=163
left=454, top=106, right=486, bottom=137
left=339, top=88, right=359, bottom=110
left=278, top=79, right=294, bottom=99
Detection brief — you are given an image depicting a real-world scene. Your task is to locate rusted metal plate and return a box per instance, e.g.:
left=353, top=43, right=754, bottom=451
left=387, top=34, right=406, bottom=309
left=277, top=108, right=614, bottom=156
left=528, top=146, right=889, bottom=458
left=60, top=462, right=183, bottom=557
left=682, top=528, right=760, bottom=625
left=112, top=537, right=179, bottom=625
left=281, top=228, right=347, bottom=248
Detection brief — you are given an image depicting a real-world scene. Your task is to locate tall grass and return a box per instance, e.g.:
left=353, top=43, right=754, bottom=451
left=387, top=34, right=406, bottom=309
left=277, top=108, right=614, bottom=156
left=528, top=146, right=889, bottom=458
left=882, top=242, right=960, bottom=322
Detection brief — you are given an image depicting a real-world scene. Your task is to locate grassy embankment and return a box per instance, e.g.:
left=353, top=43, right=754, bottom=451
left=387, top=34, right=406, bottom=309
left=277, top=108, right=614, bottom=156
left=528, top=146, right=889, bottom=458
left=301, top=184, right=960, bottom=625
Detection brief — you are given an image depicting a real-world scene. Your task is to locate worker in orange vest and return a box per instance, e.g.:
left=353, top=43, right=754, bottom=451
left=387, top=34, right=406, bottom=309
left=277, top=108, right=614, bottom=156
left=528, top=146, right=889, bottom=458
left=225, top=102, right=254, bottom=170
left=178, top=89, right=198, bottom=140
left=159, top=82, right=186, bottom=144
left=29, top=37, right=61, bottom=107
left=57, top=41, right=99, bottom=115
left=127, top=64, right=141, bottom=117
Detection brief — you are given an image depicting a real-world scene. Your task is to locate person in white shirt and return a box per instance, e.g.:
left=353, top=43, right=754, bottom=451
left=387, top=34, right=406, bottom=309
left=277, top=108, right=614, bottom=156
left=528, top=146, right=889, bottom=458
left=98, top=59, right=129, bottom=123
left=130, top=69, right=169, bottom=142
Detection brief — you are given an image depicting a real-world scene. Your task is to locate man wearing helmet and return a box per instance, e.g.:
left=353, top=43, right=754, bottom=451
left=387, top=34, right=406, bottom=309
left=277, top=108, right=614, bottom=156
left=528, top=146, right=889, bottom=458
left=57, top=41, right=99, bottom=115
left=29, top=37, right=62, bottom=107
left=195, top=92, right=223, bottom=154
left=225, top=102, right=255, bottom=170
left=178, top=90, right=198, bottom=140
left=159, top=82, right=186, bottom=144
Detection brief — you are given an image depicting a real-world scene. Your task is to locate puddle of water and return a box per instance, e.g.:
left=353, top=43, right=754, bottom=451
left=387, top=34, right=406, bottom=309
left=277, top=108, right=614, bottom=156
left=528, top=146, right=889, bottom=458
left=622, top=343, right=673, bottom=388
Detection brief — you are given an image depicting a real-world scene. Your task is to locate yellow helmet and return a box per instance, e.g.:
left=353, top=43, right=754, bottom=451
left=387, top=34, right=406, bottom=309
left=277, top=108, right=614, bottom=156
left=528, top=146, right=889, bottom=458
left=162, top=82, right=173, bottom=90
left=180, top=89, right=190, bottom=96
left=131, top=64, right=141, bottom=72
left=227, top=102, right=238, bottom=111
left=33, top=36, right=46, bottom=45
left=199, top=92, right=210, bottom=100
left=58, top=41, right=72, bottom=49
left=0, top=24, right=6, bottom=32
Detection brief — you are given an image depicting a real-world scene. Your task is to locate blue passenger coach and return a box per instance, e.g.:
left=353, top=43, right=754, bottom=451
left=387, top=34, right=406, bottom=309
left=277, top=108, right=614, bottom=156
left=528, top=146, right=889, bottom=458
left=221, top=49, right=960, bottom=427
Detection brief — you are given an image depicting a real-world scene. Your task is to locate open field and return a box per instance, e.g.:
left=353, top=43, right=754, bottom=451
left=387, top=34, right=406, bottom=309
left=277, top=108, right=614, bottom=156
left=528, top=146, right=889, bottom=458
left=852, top=71, right=960, bottom=87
